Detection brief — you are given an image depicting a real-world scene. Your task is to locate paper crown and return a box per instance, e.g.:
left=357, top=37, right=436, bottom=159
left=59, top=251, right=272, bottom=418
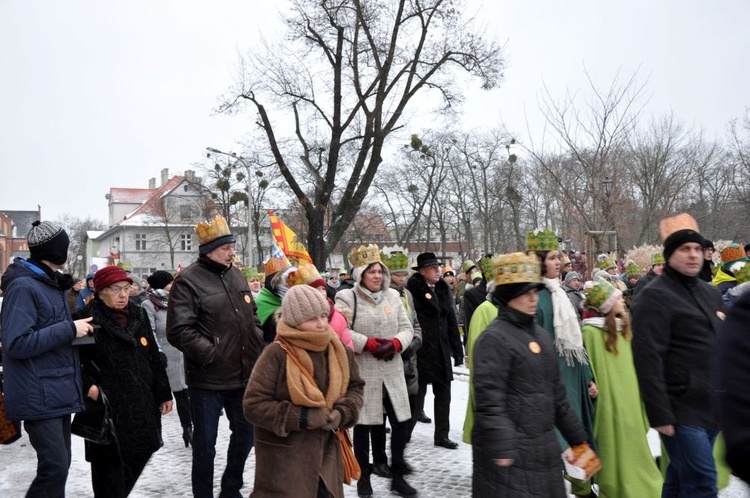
left=478, top=255, right=496, bottom=281
left=598, top=255, right=616, bottom=270
left=720, top=244, right=745, bottom=265
left=625, top=262, right=642, bottom=276
left=658, top=213, right=700, bottom=243
left=584, top=277, right=621, bottom=314
left=381, top=252, right=409, bottom=273
left=526, top=228, right=559, bottom=252
left=242, top=267, right=260, bottom=280
left=651, top=253, right=665, bottom=265
left=733, top=261, right=750, bottom=284
left=461, top=260, right=476, bottom=273
left=264, top=255, right=291, bottom=276
left=441, top=265, right=455, bottom=276
left=492, top=252, right=542, bottom=286
left=560, top=253, right=571, bottom=266
left=289, top=263, right=324, bottom=287
left=195, top=216, right=232, bottom=245
left=349, top=244, right=382, bottom=268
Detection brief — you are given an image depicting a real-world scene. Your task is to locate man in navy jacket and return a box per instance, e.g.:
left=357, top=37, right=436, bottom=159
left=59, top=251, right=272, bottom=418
left=0, top=220, right=94, bottom=497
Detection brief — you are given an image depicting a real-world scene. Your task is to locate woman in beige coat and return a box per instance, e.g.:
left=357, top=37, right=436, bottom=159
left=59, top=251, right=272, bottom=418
left=335, top=246, right=415, bottom=497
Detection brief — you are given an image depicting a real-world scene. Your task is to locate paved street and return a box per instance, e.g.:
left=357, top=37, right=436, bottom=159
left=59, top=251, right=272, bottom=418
left=1, top=367, right=748, bottom=497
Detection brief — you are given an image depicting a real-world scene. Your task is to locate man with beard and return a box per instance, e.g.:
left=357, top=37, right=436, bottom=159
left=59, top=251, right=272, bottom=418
left=167, top=216, right=264, bottom=498
left=632, top=213, right=724, bottom=496
left=406, top=252, right=464, bottom=450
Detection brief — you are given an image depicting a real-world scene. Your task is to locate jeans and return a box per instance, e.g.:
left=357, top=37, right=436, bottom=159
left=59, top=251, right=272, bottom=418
left=660, top=425, right=719, bottom=498
left=189, top=387, right=254, bottom=498
left=24, top=416, right=72, bottom=498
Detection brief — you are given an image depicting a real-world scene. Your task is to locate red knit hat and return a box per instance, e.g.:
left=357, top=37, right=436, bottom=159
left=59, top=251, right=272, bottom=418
left=93, top=266, right=133, bottom=292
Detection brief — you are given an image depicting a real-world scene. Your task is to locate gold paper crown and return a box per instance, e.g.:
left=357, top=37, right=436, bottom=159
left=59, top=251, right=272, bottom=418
left=526, top=228, right=559, bottom=252
left=380, top=252, right=409, bottom=272
left=264, top=255, right=290, bottom=276
left=584, top=277, right=619, bottom=312
left=349, top=244, right=382, bottom=268
left=195, top=216, right=232, bottom=246
left=492, top=252, right=541, bottom=286
left=289, top=263, right=324, bottom=287
left=659, top=213, right=700, bottom=243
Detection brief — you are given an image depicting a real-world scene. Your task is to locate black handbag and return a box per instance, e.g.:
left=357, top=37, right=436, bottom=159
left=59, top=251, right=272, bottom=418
left=72, top=390, right=116, bottom=445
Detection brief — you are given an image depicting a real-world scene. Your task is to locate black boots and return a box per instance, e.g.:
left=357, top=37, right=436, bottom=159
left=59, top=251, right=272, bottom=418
left=391, top=474, right=417, bottom=497
left=357, top=465, right=373, bottom=498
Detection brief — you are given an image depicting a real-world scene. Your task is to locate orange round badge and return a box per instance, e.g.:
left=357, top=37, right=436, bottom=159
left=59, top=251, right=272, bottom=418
left=384, top=306, right=393, bottom=315
left=528, top=341, right=541, bottom=354
left=140, top=337, right=148, bottom=347
left=425, top=293, right=432, bottom=300
left=244, top=295, right=252, bottom=304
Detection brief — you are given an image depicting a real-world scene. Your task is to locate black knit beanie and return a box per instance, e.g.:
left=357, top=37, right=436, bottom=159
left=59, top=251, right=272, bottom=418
left=492, top=282, right=545, bottom=305
left=147, top=270, right=174, bottom=290
left=27, top=220, right=70, bottom=265
left=663, top=229, right=704, bottom=262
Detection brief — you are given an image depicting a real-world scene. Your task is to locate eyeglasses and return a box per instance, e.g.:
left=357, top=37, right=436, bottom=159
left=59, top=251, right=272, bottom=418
left=107, top=285, right=132, bottom=295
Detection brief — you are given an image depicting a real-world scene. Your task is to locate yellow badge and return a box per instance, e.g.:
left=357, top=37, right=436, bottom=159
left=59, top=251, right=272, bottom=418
left=140, top=337, right=148, bottom=347
left=425, top=293, right=432, bottom=300
left=244, top=295, right=252, bottom=304
left=384, top=306, right=393, bottom=315
left=528, top=341, right=541, bottom=354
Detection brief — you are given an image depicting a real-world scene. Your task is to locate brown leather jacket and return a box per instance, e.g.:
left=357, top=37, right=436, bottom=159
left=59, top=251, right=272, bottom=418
left=167, top=256, right=264, bottom=390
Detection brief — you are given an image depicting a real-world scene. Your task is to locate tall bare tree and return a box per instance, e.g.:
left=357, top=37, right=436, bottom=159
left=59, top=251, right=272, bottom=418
left=217, top=0, right=504, bottom=265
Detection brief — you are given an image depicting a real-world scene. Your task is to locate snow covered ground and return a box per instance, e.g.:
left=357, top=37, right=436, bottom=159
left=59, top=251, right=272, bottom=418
left=1, top=366, right=748, bottom=497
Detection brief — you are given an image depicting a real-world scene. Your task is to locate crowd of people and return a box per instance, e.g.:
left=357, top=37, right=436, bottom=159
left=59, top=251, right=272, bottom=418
left=1, top=212, right=750, bottom=497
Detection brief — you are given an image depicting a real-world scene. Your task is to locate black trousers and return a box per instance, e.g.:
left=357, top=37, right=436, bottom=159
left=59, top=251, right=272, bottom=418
left=414, top=376, right=452, bottom=441
left=354, top=391, right=410, bottom=472
left=90, top=447, right=151, bottom=498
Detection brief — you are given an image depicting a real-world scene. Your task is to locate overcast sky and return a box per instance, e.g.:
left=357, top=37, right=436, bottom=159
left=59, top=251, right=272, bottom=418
left=1, top=0, right=748, bottom=225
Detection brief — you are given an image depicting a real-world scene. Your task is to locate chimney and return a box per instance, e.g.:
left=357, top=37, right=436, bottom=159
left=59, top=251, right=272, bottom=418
left=148, top=178, right=156, bottom=189
left=185, top=170, right=195, bottom=182
left=161, top=168, right=169, bottom=187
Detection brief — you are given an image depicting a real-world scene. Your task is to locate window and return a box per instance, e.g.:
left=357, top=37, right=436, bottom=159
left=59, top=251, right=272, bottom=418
left=135, top=233, right=147, bottom=251
left=180, top=234, right=192, bottom=251
left=133, top=267, right=157, bottom=282
left=180, top=205, right=193, bottom=220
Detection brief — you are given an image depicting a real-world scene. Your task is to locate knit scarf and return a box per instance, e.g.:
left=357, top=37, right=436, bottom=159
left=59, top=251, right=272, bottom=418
left=276, top=319, right=349, bottom=410
left=581, top=316, right=624, bottom=332
left=542, top=277, right=589, bottom=366
left=147, top=288, right=169, bottom=311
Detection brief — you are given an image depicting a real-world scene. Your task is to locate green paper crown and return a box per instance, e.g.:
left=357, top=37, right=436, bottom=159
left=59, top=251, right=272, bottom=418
left=526, top=228, right=559, bottom=252
left=584, top=277, right=618, bottom=311
left=478, top=255, right=495, bottom=280
left=651, top=253, right=665, bottom=265
left=243, top=267, right=260, bottom=280
left=380, top=252, right=409, bottom=273
left=625, top=263, right=642, bottom=277
left=461, top=260, right=476, bottom=273
left=734, top=261, right=750, bottom=284
left=492, top=252, right=541, bottom=286
left=598, top=256, right=616, bottom=270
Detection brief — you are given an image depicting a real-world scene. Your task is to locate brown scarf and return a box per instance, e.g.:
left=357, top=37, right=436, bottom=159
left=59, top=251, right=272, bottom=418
left=275, top=319, right=349, bottom=410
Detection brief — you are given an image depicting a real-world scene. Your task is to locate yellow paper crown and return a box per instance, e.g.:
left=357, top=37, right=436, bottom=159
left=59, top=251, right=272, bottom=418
left=349, top=244, right=382, bottom=268
left=492, top=252, right=542, bottom=286
left=289, top=263, right=324, bottom=287
left=195, top=216, right=232, bottom=245
left=526, top=228, right=559, bottom=252
left=264, top=255, right=290, bottom=276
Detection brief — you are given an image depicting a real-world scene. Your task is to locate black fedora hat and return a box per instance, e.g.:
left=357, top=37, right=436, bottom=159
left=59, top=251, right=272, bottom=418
left=412, top=252, right=443, bottom=270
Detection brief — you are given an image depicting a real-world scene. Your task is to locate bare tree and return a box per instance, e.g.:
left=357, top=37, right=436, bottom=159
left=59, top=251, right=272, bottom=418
left=56, top=215, right=107, bottom=277
left=217, top=0, right=505, bottom=266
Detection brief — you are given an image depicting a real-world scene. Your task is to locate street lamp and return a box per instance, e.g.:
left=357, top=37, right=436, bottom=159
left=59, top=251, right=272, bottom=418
left=464, top=209, right=474, bottom=261
left=602, top=176, right=613, bottom=252
left=206, top=146, right=254, bottom=267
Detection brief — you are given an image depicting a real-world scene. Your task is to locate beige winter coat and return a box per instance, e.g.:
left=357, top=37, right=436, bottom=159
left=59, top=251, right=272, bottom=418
left=335, top=265, right=414, bottom=425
